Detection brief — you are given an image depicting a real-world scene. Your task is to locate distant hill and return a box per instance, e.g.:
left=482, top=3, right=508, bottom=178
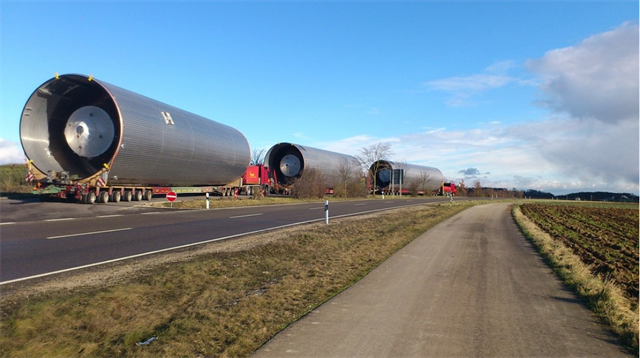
left=560, top=192, right=639, bottom=202
left=465, top=186, right=638, bottom=202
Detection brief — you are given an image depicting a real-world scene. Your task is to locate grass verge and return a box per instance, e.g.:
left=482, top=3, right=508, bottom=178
left=512, top=204, right=639, bottom=354
left=156, top=195, right=411, bottom=210
left=1, top=201, right=472, bottom=358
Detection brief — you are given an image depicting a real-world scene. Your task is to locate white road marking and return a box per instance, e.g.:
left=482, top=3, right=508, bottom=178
left=44, top=218, right=75, bottom=222
left=0, top=222, right=16, bottom=225
left=309, top=207, right=324, bottom=210
left=229, top=213, right=263, bottom=219
left=2, top=201, right=432, bottom=285
left=47, top=227, right=132, bottom=240
left=97, top=214, right=124, bottom=218
left=354, top=203, right=367, bottom=206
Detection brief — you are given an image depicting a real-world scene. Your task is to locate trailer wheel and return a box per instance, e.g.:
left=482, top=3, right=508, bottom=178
left=86, top=191, right=97, bottom=204
left=134, top=190, right=143, bottom=201
left=110, top=191, right=121, bottom=203
left=99, top=191, right=110, bottom=203
left=144, top=190, right=153, bottom=201
left=124, top=190, right=133, bottom=202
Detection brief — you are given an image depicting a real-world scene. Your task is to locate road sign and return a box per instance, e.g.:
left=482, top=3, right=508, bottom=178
left=166, top=191, right=177, bottom=202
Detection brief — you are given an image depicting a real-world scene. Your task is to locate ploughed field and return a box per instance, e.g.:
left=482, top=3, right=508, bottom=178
left=520, top=203, right=639, bottom=299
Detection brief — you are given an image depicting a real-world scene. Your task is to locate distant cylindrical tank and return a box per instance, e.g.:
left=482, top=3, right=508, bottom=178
left=265, top=143, right=359, bottom=187
left=370, top=160, right=443, bottom=193
left=20, top=74, right=250, bottom=186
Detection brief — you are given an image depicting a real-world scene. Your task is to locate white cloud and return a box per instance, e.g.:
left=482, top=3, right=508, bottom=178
left=520, top=22, right=639, bottom=193
left=300, top=24, right=640, bottom=195
left=527, top=22, right=639, bottom=124
left=315, top=112, right=638, bottom=195
left=424, top=61, right=519, bottom=107
left=0, top=138, right=25, bottom=165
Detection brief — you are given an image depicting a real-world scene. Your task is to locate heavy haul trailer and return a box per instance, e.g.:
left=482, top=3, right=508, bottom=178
left=264, top=142, right=359, bottom=194
left=21, top=74, right=252, bottom=204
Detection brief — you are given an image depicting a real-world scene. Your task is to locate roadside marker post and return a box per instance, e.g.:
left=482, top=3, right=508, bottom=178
left=325, top=200, right=329, bottom=224
left=206, top=192, right=210, bottom=209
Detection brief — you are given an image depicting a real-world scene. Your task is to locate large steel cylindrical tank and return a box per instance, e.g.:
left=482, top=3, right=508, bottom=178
left=265, top=143, right=359, bottom=187
left=20, top=74, right=250, bottom=186
left=370, top=160, right=443, bottom=193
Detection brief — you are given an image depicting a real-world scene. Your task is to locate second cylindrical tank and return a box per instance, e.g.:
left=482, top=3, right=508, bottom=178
left=265, top=143, right=359, bottom=188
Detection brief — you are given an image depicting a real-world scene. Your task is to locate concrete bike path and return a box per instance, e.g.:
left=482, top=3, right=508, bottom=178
left=252, top=202, right=630, bottom=357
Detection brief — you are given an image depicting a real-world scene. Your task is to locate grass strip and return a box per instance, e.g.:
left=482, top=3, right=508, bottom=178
left=1, top=202, right=472, bottom=358
left=512, top=204, right=639, bottom=354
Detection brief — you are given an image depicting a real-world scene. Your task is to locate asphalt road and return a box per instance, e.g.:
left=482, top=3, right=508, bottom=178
left=0, top=196, right=454, bottom=283
left=252, top=202, right=631, bottom=358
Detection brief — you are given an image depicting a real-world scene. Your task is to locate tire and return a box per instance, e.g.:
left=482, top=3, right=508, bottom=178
left=99, top=191, right=110, bottom=203
left=134, top=190, right=143, bottom=201
left=86, top=191, right=96, bottom=204
left=144, top=190, right=153, bottom=201
left=111, top=191, right=121, bottom=203
left=124, top=190, right=133, bottom=202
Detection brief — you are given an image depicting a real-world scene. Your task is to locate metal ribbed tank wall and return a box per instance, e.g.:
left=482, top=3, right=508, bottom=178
left=370, top=160, right=443, bottom=192
left=265, top=143, right=359, bottom=187
left=20, top=74, right=250, bottom=186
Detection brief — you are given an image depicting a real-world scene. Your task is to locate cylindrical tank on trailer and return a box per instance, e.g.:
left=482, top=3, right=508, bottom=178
left=265, top=143, right=359, bottom=187
left=370, top=160, right=444, bottom=193
left=20, top=74, right=251, bottom=186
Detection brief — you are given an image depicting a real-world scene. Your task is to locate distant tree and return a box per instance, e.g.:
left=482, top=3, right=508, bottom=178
left=407, top=180, right=420, bottom=197
left=473, top=180, right=484, bottom=197
left=291, top=167, right=325, bottom=199
left=355, top=142, right=393, bottom=196
left=250, top=148, right=266, bottom=165
left=334, top=157, right=360, bottom=198
left=457, top=179, right=468, bottom=196
left=417, top=170, right=432, bottom=196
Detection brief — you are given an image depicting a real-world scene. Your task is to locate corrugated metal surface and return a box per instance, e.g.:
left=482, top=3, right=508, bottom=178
left=20, top=74, right=250, bottom=186
left=265, top=143, right=359, bottom=187
left=371, top=160, right=444, bottom=192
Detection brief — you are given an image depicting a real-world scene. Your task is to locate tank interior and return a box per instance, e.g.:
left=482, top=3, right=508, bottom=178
left=266, top=143, right=305, bottom=186
left=20, top=75, right=121, bottom=179
left=371, top=160, right=393, bottom=188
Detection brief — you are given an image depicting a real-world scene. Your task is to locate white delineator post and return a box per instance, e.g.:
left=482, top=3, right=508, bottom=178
left=325, top=200, right=329, bottom=224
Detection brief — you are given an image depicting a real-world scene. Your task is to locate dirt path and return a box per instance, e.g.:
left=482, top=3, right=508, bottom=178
left=252, top=202, right=631, bottom=357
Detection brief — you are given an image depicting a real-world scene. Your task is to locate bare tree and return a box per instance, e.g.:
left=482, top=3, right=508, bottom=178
left=457, top=179, right=468, bottom=196
left=417, top=170, right=432, bottom=196
left=336, top=157, right=358, bottom=198
left=250, top=148, right=266, bottom=165
left=473, top=180, right=484, bottom=197
left=355, top=142, right=393, bottom=196
left=291, top=167, right=325, bottom=199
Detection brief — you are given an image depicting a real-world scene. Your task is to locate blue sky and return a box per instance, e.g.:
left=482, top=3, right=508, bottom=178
left=1, top=1, right=638, bottom=195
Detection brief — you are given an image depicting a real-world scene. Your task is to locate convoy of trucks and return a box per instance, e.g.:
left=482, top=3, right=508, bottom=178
left=20, top=74, right=455, bottom=204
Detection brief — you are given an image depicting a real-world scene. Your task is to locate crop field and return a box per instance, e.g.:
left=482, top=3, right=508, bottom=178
left=519, top=202, right=639, bottom=300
